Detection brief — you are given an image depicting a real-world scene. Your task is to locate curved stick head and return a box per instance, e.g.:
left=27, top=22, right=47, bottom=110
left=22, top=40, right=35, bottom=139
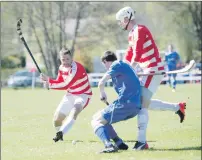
left=17, top=19, right=22, bottom=27
left=188, top=60, right=196, bottom=70
left=190, top=60, right=196, bottom=66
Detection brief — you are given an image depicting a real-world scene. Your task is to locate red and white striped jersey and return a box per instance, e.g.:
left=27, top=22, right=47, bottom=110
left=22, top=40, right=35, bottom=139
left=48, top=61, right=92, bottom=97
left=125, top=24, right=165, bottom=73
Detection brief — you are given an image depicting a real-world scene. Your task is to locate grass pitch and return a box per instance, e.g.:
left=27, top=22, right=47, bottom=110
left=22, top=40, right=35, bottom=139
left=1, top=84, right=201, bottom=160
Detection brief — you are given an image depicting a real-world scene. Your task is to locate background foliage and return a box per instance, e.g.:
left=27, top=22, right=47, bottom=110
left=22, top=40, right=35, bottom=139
left=1, top=2, right=201, bottom=76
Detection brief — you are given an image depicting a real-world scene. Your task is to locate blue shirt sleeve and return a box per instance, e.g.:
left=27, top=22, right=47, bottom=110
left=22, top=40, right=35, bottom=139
left=106, top=61, right=122, bottom=78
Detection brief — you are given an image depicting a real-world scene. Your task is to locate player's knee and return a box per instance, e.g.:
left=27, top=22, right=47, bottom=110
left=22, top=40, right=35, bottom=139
left=74, top=103, right=83, bottom=112
left=69, top=102, right=82, bottom=119
left=53, top=112, right=66, bottom=126
left=142, top=98, right=151, bottom=108
left=91, top=111, right=106, bottom=132
left=53, top=119, right=62, bottom=127
left=91, top=119, right=103, bottom=132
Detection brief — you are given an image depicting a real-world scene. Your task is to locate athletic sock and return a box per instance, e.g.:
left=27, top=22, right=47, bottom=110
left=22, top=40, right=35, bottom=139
left=95, top=126, right=112, bottom=147
left=59, top=117, right=75, bottom=134
left=105, top=124, right=123, bottom=146
left=137, top=108, right=148, bottom=143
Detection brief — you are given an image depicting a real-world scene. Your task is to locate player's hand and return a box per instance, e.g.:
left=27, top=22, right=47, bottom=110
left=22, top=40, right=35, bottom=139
left=100, top=91, right=107, bottom=102
left=43, top=81, right=49, bottom=89
left=40, top=73, right=48, bottom=81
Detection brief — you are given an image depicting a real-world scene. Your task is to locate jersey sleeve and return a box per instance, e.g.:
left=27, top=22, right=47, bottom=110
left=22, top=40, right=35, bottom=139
left=106, top=61, right=121, bottom=78
left=131, top=27, right=145, bottom=63
left=49, top=64, right=77, bottom=90
left=48, top=70, right=64, bottom=84
left=124, top=46, right=133, bottom=63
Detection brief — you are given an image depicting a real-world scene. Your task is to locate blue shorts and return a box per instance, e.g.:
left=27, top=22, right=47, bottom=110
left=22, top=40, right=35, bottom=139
left=102, top=99, right=141, bottom=124
left=168, top=65, right=177, bottom=77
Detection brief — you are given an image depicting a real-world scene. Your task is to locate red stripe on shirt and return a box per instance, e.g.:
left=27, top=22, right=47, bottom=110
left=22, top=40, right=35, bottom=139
left=145, top=75, right=153, bottom=88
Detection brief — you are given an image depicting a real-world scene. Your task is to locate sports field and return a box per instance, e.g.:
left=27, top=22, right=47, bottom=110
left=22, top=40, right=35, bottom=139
left=1, top=84, right=201, bottom=160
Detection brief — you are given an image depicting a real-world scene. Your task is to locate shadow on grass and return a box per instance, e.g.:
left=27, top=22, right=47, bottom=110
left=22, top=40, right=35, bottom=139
left=149, top=146, right=202, bottom=151
left=124, top=140, right=156, bottom=143
left=63, top=140, right=156, bottom=143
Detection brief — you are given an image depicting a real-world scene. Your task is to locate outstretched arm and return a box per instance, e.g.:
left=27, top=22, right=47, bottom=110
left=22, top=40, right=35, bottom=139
left=98, top=73, right=111, bottom=102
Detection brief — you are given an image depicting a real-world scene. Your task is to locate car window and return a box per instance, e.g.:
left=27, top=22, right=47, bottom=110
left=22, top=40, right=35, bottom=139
left=13, top=71, right=33, bottom=77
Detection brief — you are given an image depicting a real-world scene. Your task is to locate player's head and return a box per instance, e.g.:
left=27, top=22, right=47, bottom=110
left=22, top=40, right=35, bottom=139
left=59, top=47, right=73, bottom=67
left=116, top=6, right=136, bottom=30
left=168, top=44, right=174, bottom=52
left=101, top=50, right=117, bottom=69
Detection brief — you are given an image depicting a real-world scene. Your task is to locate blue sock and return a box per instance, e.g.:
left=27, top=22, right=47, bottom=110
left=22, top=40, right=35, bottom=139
left=95, top=126, right=111, bottom=147
left=105, top=124, right=123, bottom=146
left=168, top=78, right=171, bottom=87
left=105, top=124, right=117, bottom=139
left=173, top=79, right=176, bottom=89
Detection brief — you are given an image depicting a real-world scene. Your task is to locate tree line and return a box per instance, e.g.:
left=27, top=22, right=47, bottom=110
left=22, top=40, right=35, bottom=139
left=1, top=2, right=201, bottom=77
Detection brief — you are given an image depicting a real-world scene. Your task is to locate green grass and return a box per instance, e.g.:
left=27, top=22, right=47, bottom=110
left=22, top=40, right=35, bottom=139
left=1, top=84, right=201, bottom=160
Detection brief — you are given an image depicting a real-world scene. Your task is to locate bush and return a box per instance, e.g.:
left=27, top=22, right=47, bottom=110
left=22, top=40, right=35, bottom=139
left=1, top=55, right=26, bottom=69
left=74, top=51, right=93, bottom=73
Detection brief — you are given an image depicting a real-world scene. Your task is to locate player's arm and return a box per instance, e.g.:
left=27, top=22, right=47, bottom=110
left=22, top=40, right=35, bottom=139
left=40, top=71, right=65, bottom=90
left=124, top=47, right=139, bottom=69
left=131, top=27, right=145, bottom=68
left=40, top=65, right=64, bottom=83
left=176, top=52, right=181, bottom=69
left=48, top=64, right=77, bottom=90
left=49, top=73, right=76, bottom=90
left=98, top=73, right=111, bottom=101
left=48, top=71, right=64, bottom=84
left=176, top=52, right=180, bottom=62
left=124, top=46, right=133, bottom=63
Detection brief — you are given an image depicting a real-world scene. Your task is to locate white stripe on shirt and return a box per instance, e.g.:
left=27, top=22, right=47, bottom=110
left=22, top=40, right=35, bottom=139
left=142, top=49, right=154, bottom=59
left=143, top=40, right=152, bottom=49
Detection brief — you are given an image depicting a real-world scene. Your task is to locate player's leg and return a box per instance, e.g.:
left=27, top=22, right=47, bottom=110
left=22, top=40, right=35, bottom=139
left=91, top=109, right=117, bottom=153
left=60, top=95, right=90, bottom=134
left=167, top=74, right=172, bottom=87
left=149, top=99, right=183, bottom=112
left=172, top=73, right=177, bottom=92
left=149, top=100, right=187, bottom=123
left=53, top=95, right=74, bottom=131
left=105, top=124, right=128, bottom=150
left=145, top=75, right=186, bottom=122
left=91, top=100, right=140, bottom=153
left=54, top=94, right=90, bottom=142
left=133, top=86, right=151, bottom=150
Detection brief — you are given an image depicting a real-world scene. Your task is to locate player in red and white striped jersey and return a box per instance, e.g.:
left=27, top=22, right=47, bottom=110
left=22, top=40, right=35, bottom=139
left=115, top=6, right=186, bottom=150
left=40, top=47, right=92, bottom=142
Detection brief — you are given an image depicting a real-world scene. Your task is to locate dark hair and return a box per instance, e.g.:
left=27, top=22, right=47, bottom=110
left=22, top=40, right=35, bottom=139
left=59, top=47, right=72, bottom=56
left=101, top=50, right=117, bottom=62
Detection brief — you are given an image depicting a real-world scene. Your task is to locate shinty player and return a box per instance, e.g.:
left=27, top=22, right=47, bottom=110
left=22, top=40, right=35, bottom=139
left=40, top=47, right=92, bottom=142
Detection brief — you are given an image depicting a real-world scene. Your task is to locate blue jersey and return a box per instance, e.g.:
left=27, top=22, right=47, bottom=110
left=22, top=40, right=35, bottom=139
left=106, top=60, right=141, bottom=103
left=165, top=52, right=180, bottom=70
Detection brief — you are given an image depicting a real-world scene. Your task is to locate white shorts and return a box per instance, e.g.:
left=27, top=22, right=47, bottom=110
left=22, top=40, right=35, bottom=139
left=140, top=75, right=164, bottom=108
left=139, top=75, right=164, bottom=93
left=55, top=94, right=91, bottom=116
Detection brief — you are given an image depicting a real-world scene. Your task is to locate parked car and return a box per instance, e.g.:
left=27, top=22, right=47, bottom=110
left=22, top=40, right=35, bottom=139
left=7, top=70, right=42, bottom=88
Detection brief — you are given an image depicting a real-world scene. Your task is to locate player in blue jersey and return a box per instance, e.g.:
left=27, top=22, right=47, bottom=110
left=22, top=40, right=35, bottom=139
left=165, top=44, right=180, bottom=92
left=91, top=51, right=141, bottom=153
